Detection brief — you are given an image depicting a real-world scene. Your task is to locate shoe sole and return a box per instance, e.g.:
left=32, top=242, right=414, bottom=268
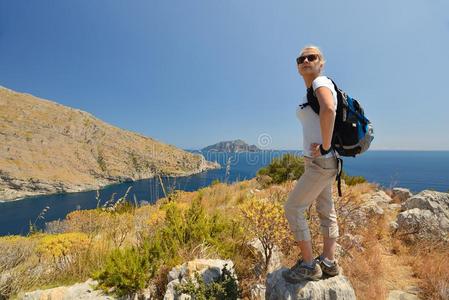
left=319, top=263, right=341, bottom=277
left=282, top=270, right=322, bottom=283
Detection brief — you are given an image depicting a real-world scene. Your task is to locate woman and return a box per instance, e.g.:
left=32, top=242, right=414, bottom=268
left=282, top=45, right=341, bottom=283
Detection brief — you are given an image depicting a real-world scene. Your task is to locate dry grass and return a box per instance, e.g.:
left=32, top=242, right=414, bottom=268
left=396, top=239, right=449, bottom=300
left=1, top=177, right=447, bottom=299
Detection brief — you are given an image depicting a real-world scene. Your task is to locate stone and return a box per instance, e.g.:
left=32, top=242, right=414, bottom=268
left=396, top=190, right=449, bottom=241
left=401, top=190, right=449, bottom=216
left=392, top=188, right=413, bottom=203
left=265, top=268, right=356, bottom=300
left=339, top=233, right=364, bottom=253
left=18, top=279, right=114, bottom=300
left=164, top=259, right=237, bottom=300
left=370, top=190, right=393, bottom=204
left=359, top=190, right=394, bottom=216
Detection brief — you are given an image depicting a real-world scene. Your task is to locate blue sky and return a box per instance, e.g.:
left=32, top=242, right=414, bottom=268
left=1, top=0, right=448, bottom=150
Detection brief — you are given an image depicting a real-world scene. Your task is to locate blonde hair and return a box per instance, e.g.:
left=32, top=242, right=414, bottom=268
left=299, top=45, right=326, bottom=71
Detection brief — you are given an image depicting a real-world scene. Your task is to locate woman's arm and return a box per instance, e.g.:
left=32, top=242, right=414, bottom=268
left=315, top=86, right=336, bottom=150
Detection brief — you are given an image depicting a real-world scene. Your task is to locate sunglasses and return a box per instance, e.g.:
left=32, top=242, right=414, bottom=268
left=296, top=54, right=319, bottom=64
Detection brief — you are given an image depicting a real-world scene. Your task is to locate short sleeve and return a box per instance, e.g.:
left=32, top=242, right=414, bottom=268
left=312, top=76, right=337, bottom=109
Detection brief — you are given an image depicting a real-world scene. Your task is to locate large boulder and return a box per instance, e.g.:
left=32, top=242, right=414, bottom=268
left=391, top=187, right=413, bottom=203
left=164, top=259, right=237, bottom=300
left=18, top=279, right=113, bottom=300
left=396, top=190, right=449, bottom=242
left=265, top=268, right=356, bottom=300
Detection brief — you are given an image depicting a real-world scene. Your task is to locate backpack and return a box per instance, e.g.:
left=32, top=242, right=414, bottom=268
left=300, top=76, right=374, bottom=196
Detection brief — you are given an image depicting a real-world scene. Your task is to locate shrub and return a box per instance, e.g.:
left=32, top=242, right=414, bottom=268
left=36, top=232, right=91, bottom=270
left=174, top=263, right=241, bottom=300
left=97, top=150, right=107, bottom=172
left=65, top=209, right=107, bottom=236
left=211, top=179, right=221, bottom=186
left=93, top=244, right=157, bottom=297
left=341, top=171, right=367, bottom=186
left=256, top=153, right=304, bottom=185
left=239, top=197, right=294, bottom=273
left=153, top=198, right=238, bottom=264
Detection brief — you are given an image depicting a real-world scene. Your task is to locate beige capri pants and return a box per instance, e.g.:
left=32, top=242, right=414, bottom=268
left=284, top=155, right=339, bottom=241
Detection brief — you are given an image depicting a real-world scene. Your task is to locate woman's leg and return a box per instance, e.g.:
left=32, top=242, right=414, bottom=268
left=284, top=158, right=336, bottom=262
left=315, top=172, right=339, bottom=260
left=297, top=240, right=314, bottom=263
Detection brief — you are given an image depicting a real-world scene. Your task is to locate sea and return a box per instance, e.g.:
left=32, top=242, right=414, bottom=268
left=0, top=150, right=448, bottom=236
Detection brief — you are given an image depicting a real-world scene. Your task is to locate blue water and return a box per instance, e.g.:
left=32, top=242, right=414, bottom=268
left=0, top=150, right=448, bottom=236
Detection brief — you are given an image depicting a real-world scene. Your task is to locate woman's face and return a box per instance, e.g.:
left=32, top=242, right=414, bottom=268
left=297, top=50, right=323, bottom=77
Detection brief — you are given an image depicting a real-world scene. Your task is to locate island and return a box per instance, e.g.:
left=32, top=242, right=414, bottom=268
left=201, top=139, right=261, bottom=153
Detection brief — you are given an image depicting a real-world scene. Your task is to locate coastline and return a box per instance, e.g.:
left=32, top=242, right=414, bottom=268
left=0, top=160, right=221, bottom=203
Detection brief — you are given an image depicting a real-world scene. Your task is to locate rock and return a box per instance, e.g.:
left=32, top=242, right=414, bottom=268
left=249, top=238, right=283, bottom=274
left=389, top=221, right=399, bottom=231
left=250, top=283, right=266, bottom=300
left=401, top=190, right=449, bottom=216
left=396, top=190, right=449, bottom=241
left=370, top=190, right=393, bottom=204
left=359, top=190, right=394, bottom=216
left=388, top=203, right=402, bottom=210
left=392, top=188, right=413, bottom=203
left=18, top=279, right=114, bottom=300
left=387, top=290, right=419, bottom=300
left=164, top=259, right=237, bottom=300
left=339, top=233, right=364, bottom=253
left=265, top=268, right=356, bottom=300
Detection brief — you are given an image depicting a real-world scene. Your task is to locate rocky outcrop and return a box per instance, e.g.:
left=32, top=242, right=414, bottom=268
left=164, top=259, right=237, bottom=300
left=265, top=268, right=356, bottom=300
left=395, top=190, right=449, bottom=242
left=391, top=187, right=413, bottom=203
left=202, top=139, right=261, bottom=153
left=0, top=86, right=220, bottom=202
left=343, top=189, right=398, bottom=232
left=360, top=190, right=395, bottom=215
left=18, top=279, right=113, bottom=300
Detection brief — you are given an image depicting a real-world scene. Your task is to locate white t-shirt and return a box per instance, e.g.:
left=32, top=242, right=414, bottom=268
left=296, top=76, right=339, bottom=158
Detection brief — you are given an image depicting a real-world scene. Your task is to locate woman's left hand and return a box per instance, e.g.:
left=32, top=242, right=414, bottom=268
left=310, top=143, right=322, bottom=158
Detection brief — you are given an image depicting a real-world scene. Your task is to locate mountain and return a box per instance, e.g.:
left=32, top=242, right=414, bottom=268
left=0, top=86, right=220, bottom=202
left=202, top=139, right=261, bottom=152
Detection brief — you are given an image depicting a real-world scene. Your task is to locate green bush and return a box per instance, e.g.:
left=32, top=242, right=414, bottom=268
left=341, top=171, right=367, bottom=186
left=211, top=179, right=221, bottom=186
left=93, top=245, right=157, bottom=297
left=174, top=263, right=241, bottom=300
left=93, top=199, right=246, bottom=296
left=154, top=198, right=241, bottom=264
left=256, top=153, right=305, bottom=185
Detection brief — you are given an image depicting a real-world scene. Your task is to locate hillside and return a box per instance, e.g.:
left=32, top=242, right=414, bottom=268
left=0, top=86, right=220, bottom=201
left=2, top=177, right=447, bottom=299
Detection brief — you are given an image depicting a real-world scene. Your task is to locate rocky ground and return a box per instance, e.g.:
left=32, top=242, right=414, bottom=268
left=15, top=186, right=449, bottom=299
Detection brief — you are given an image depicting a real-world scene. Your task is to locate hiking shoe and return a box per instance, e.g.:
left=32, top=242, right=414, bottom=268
left=282, top=259, right=322, bottom=283
left=315, top=254, right=341, bottom=277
